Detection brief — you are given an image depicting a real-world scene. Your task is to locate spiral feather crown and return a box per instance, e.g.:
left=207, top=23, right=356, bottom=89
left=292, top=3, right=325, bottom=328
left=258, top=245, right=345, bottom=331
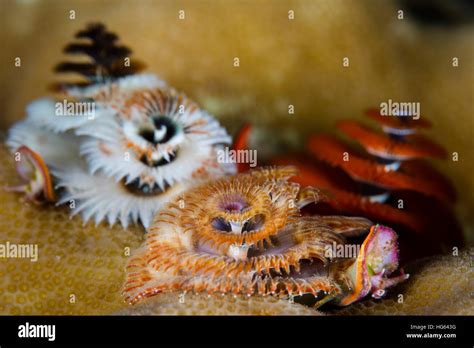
left=123, top=167, right=387, bottom=305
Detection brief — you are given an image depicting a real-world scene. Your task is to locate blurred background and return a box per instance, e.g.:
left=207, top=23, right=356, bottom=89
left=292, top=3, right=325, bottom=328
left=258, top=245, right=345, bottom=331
left=0, top=0, right=473, bottom=245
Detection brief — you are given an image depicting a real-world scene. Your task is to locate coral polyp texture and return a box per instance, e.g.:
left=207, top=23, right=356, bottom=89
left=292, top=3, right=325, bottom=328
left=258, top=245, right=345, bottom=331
left=0, top=145, right=469, bottom=315
left=5, top=23, right=234, bottom=228
left=116, top=293, right=321, bottom=316
left=123, top=167, right=408, bottom=306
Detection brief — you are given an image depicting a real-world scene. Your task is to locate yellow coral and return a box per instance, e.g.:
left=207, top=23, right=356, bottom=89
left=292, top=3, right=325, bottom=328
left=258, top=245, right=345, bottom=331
left=116, top=292, right=320, bottom=316
left=0, top=145, right=316, bottom=315
left=0, top=145, right=143, bottom=315
left=0, top=143, right=472, bottom=315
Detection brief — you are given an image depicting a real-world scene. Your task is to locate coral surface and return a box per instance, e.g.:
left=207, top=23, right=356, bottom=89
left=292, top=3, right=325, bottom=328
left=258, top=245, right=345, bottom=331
left=1, top=144, right=470, bottom=315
